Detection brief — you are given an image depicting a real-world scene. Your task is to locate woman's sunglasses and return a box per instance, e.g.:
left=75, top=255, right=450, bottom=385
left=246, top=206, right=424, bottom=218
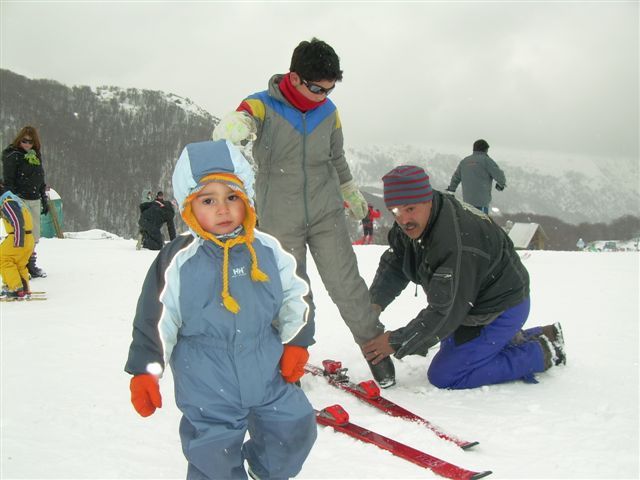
left=20, top=138, right=34, bottom=145
left=300, top=78, right=335, bottom=96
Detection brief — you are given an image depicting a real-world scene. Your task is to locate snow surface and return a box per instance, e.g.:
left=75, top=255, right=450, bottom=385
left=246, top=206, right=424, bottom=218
left=1, top=232, right=638, bottom=479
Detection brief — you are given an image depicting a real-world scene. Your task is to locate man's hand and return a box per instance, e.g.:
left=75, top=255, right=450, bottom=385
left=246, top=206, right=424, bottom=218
left=362, top=332, right=395, bottom=365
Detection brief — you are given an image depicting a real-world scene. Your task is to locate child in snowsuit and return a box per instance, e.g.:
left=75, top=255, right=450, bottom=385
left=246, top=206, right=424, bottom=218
left=125, top=140, right=317, bottom=479
left=0, top=188, right=35, bottom=298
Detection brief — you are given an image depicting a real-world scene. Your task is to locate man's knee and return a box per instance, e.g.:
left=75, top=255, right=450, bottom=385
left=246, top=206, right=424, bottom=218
left=427, top=364, right=459, bottom=389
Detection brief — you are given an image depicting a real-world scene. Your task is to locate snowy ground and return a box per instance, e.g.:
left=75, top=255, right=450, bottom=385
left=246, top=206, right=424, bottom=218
left=1, top=232, right=638, bottom=479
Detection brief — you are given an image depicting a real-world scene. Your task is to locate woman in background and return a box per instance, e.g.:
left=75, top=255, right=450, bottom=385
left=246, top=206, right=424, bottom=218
left=2, top=125, right=48, bottom=278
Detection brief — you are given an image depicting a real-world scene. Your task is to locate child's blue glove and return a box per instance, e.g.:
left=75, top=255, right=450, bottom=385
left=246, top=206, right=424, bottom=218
left=341, top=180, right=368, bottom=220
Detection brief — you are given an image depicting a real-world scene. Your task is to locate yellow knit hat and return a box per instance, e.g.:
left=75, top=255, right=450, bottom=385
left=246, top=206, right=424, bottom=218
left=181, top=173, right=269, bottom=314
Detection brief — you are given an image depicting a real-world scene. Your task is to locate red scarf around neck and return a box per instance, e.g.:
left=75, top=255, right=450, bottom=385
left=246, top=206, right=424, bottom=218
left=278, top=73, right=327, bottom=112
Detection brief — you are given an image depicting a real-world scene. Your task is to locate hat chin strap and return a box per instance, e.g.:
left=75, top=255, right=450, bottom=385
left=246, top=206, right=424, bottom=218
left=181, top=191, right=269, bottom=314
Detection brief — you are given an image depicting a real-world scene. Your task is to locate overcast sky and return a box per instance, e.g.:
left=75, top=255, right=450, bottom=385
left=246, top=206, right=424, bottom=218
left=1, top=1, right=638, bottom=160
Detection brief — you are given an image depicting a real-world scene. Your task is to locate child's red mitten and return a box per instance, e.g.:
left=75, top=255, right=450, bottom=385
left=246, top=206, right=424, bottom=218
left=130, top=374, right=162, bottom=417
left=280, top=345, right=309, bottom=383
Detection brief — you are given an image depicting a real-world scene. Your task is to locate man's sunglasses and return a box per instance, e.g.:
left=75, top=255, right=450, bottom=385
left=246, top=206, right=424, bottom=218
left=20, top=138, right=34, bottom=145
left=300, top=77, right=335, bottom=96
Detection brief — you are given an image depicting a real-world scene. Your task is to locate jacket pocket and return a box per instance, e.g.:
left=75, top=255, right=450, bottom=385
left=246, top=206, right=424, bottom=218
left=427, top=267, right=454, bottom=310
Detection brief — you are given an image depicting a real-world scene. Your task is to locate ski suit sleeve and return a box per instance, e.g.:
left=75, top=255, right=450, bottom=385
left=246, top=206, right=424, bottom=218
left=2, top=150, right=20, bottom=194
left=447, top=163, right=462, bottom=192
left=369, top=227, right=411, bottom=310
left=125, top=239, right=190, bottom=376
left=485, top=156, right=506, bottom=188
left=0, top=199, right=26, bottom=247
left=388, top=228, right=488, bottom=359
left=329, top=110, right=354, bottom=185
left=256, top=231, right=309, bottom=346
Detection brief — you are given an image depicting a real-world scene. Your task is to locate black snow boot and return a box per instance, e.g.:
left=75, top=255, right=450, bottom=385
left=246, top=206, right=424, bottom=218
left=537, top=333, right=567, bottom=371
left=28, top=252, right=47, bottom=278
left=367, top=356, right=396, bottom=388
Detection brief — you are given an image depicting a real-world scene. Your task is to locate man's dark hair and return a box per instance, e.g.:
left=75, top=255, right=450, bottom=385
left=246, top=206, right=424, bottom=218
left=473, top=139, right=490, bottom=152
left=156, top=191, right=164, bottom=198
left=290, top=37, right=343, bottom=82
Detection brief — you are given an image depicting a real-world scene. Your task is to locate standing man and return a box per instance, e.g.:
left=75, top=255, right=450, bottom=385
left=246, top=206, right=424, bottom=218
left=212, top=38, right=394, bottom=387
left=447, top=139, right=506, bottom=213
left=137, top=191, right=176, bottom=250
left=363, top=165, right=565, bottom=389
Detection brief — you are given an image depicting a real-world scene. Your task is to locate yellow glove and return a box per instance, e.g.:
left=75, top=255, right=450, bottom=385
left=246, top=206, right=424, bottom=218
left=212, top=111, right=257, bottom=145
left=341, top=180, right=368, bottom=220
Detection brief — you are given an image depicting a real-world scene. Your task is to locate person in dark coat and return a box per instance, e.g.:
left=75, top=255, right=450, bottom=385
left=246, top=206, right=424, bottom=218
left=447, top=139, right=506, bottom=213
left=1, top=125, right=47, bottom=278
left=137, top=191, right=176, bottom=250
left=363, top=165, right=566, bottom=389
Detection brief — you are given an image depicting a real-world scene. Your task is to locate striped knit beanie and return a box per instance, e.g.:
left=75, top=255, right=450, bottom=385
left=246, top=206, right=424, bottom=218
left=382, top=165, right=433, bottom=208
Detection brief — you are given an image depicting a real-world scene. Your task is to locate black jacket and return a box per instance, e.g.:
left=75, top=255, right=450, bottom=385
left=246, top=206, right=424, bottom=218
left=138, top=200, right=177, bottom=239
left=369, top=191, right=529, bottom=358
left=2, top=145, right=46, bottom=201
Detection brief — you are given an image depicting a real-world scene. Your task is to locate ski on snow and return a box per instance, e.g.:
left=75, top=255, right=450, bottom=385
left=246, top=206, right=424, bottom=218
left=0, top=291, right=47, bottom=302
left=316, top=404, right=491, bottom=480
left=305, top=360, right=478, bottom=449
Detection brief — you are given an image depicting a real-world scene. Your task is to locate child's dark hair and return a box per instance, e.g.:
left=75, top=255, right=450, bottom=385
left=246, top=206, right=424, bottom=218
left=290, top=38, right=343, bottom=82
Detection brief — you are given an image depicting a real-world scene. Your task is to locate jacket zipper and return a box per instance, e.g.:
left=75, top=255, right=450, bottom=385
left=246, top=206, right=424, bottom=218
left=302, top=112, right=309, bottom=224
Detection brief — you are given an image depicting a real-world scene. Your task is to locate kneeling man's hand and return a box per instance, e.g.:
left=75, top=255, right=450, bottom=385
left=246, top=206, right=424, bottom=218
left=362, top=332, right=395, bottom=365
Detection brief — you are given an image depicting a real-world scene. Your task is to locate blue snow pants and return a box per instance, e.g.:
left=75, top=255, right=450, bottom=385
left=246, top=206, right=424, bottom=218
left=427, top=298, right=546, bottom=389
left=178, top=383, right=316, bottom=480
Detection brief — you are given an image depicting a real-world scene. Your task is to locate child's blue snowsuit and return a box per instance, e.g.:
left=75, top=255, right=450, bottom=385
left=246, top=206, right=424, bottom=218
left=126, top=141, right=317, bottom=479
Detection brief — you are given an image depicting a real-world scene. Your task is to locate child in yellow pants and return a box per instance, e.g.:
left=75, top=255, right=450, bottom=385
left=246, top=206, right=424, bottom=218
left=0, top=189, right=35, bottom=298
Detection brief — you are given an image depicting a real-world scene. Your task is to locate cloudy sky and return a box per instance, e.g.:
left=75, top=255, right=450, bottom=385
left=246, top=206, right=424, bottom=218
left=1, top=1, right=638, bottom=160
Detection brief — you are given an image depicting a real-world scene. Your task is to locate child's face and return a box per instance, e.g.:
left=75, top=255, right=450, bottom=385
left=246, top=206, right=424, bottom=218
left=191, top=182, right=246, bottom=236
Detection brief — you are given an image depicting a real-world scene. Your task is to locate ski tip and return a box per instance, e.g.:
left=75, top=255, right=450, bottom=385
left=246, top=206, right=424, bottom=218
left=471, top=470, right=493, bottom=479
left=461, top=441, right=480, bottom=450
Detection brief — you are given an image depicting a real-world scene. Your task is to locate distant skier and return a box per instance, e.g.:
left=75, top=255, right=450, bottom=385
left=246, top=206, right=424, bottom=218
left=447, top=139, right=506, bottom=214
left=125, top=140, right=316, bottom=479
left=137, top=191, right=176, bottom=250
left=360, top=203, right=381, bottom=244
left=0, top=183, right=35, bottom=299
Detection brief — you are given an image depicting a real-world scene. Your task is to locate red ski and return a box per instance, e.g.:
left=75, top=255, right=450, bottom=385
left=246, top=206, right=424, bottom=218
left=305, top=360, right=478, bottom=449
left=316, top=405, right=491, bottom=480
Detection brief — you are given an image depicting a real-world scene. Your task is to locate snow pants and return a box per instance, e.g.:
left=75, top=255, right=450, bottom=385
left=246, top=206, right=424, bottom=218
left=172, top=337, right=317, bottom=480
left=427, top=298, right=546, bottom=389
left=178, top=385, right=316, bottom=480
left=0, top=234, right=34, bottom=291
left=263, top=206, right=384, bottom=346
